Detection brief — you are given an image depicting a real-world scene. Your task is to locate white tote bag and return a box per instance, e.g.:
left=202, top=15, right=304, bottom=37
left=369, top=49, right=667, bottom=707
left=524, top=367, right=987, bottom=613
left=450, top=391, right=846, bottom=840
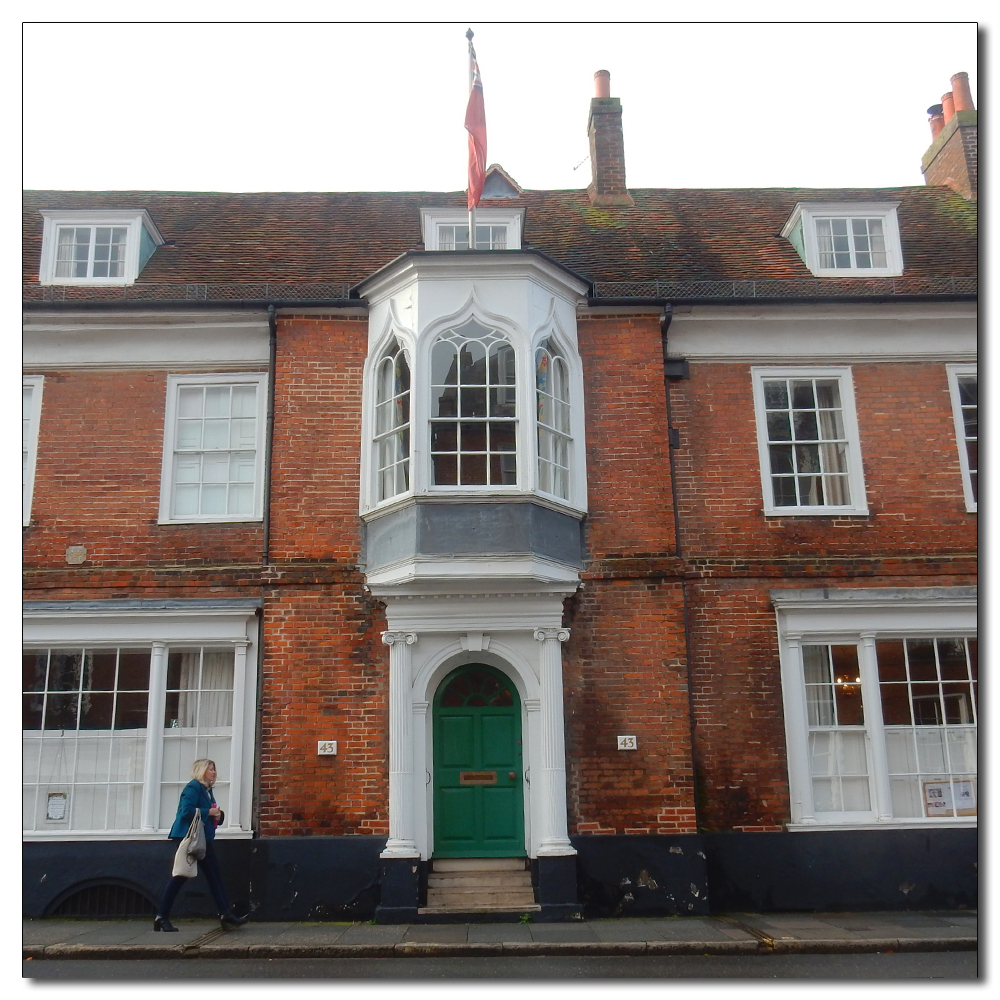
left=171, top=807, right=206, bottom=878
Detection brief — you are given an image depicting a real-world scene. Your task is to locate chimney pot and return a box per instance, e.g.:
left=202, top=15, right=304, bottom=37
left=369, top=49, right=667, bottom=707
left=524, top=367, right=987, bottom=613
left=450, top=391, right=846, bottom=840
left=922, top=75, right=977, bottom=199
left=594, top=70, right=611, bottom=99
left=926, top=103, right=945, bottom=138
left=951, top=71, right=975, bottom=111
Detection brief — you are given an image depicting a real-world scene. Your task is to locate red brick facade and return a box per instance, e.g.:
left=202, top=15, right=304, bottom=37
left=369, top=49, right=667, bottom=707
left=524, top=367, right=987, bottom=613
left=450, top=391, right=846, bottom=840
left=23, top=311, right=976, bottom=841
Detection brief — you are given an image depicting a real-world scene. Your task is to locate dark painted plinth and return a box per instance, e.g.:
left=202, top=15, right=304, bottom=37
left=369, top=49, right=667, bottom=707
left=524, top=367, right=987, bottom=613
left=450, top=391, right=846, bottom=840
left=374, top=856, right=425, bottom=923
left=24, top=836, right=387, bottom=922
left=703, top=827, right=979, bottom=912
left=533, top=855, right=582, bottom=920
left=24, top=827, right=979, bottom=922
left=571, top=834, right=710, bottom=918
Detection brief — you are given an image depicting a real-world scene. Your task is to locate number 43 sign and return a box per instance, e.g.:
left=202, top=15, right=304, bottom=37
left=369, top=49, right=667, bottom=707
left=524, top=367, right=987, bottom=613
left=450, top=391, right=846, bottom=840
left=617, top=735, right=637, bottom=750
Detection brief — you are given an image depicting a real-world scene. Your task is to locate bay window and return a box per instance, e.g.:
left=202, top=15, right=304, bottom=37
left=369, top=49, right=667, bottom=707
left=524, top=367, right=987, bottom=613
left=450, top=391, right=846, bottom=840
left=22, top=602, right=257, bottom=839
left=775, top=587, right=977, bottom=828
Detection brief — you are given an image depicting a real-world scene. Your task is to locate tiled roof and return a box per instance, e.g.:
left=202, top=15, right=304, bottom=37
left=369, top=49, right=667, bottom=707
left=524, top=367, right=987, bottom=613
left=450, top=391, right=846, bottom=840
left=22, top=186, right=977, bottom=297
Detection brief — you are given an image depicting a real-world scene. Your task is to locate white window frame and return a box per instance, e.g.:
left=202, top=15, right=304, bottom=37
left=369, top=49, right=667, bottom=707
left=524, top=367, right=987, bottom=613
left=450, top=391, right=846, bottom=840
left=420, top=207, right=524, bottom=251
left=374, top=341, right=412, bottom=503
left=38, top=210, right=163, bottom=286
left=774, top=587, right=977, bottom=831
left=22, top=602, right=258, bottom=841
left=946, top=364, right=977, bottom=513
left=751, top=366, right=868, bottom=516
left=781, top=202, right=903, bottom=277
left=534, top=336, right=574, bottom=503
left=427, top=318, right=520, bottom=490
left=158, top=373, right=269, bottom=525
left=23, top=376, right=44, bottom=526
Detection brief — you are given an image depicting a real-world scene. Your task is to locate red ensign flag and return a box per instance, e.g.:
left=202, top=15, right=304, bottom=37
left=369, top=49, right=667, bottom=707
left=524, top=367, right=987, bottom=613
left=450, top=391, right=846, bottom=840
left=465, top=30, right=487, bottom=211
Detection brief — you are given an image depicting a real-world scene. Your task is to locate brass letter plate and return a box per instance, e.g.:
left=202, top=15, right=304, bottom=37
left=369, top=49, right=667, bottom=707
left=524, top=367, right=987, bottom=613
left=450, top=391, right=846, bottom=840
left=459, top=771, right=497, bottom=785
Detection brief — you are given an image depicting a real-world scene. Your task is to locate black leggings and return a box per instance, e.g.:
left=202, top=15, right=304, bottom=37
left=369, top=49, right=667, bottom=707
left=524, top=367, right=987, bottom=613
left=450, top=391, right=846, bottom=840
left=159, top=839, right=232, bottom=917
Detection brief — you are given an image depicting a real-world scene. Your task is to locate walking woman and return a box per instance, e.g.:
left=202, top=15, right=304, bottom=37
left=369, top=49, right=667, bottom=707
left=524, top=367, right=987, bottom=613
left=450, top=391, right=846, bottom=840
left=154, top=758, right=247, bottom=931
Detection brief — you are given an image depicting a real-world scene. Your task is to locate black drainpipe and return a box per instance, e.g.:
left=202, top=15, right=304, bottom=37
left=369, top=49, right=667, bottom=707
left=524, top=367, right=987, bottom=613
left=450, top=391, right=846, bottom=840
left=660, top=307, right=702, bottom=832
left=262, top=303, right=277, bottom=565
left=252, top=304, right=278, bottom=856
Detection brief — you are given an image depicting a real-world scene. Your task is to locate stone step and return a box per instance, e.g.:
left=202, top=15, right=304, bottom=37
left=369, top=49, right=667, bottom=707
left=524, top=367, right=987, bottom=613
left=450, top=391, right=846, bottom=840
left=418, top=904, right=542, bottom=915
left=431, top=857, right=527, bottom=872
left=425, top=889, right=537, bottom=908
left=427, top=873, right=533, bottom=889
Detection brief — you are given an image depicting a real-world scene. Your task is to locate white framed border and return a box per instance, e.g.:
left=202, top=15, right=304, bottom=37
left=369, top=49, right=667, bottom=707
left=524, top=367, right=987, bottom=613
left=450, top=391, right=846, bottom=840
left=751, top=365, right=869, bottom=517
left=23, top=375, right=44, bottom=526
left=781, top=202, right=903, bottom=278
left=38, top=210, right=164, bottom=286
left=157, top=372, right=268, bottom=525
left=946, top=363, right=977, bottom=513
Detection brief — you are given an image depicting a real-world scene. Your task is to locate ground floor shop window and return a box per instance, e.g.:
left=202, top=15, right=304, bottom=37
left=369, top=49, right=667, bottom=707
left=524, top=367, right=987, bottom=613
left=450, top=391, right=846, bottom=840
left=773, top=587, right=977, bottom=828
left=22, top=601, right=257, bottom=839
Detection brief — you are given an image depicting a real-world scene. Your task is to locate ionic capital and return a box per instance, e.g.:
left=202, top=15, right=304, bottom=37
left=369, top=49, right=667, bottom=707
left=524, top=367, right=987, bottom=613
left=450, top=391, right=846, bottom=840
left=533, top=628, right=570, bottom=643
left=382, top=631, right=418, bottom=647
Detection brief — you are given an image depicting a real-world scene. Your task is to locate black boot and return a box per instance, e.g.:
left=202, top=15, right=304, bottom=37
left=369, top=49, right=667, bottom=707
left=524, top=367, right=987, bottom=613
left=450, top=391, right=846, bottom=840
left=219, top=910, right=248, bottom=929
left=153, top=915, right=178, bottom=932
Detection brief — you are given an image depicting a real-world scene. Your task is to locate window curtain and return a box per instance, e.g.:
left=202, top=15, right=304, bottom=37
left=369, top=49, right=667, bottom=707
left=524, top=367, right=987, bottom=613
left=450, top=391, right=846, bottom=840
left=816, top=387, right=849, bottom=506
left=175, top=650, right=234, bottom=728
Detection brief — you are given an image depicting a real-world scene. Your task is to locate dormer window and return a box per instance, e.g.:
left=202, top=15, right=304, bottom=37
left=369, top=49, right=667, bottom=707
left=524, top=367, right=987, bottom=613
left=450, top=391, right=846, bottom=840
left=39, top=210, right=163, bottom=285
left=55, top=225, right=128, bottom=279
left=437, top=224, right=508, bottom=251
left=420, top=207, right=524, bottom=252
left=782, top=202, right=903, bottom=278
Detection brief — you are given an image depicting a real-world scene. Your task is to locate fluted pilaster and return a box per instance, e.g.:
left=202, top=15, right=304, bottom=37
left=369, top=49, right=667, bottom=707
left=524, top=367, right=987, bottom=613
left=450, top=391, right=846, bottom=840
left=380, top=630, right=420, bottom=858
left=533, top=627, right=576, bottom=856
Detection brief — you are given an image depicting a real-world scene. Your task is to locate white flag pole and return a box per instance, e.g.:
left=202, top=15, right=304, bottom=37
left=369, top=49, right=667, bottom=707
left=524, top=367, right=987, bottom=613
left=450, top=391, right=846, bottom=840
left=467, top=29, right=476, bottom=248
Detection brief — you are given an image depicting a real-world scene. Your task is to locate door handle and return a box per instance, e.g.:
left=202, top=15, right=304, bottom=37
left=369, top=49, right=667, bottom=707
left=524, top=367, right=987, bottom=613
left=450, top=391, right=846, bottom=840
left=508, top=771, right=517, bottom=780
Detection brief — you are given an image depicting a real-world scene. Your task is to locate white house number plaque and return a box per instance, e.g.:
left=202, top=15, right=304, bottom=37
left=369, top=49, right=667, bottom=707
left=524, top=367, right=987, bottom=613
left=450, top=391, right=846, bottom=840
left=617, top=736, right=637, bottom=750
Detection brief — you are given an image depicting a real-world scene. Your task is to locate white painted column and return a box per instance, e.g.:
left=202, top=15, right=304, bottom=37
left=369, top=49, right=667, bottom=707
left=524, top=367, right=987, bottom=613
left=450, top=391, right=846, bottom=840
left=380, top=630, right=420, bottom=858
left=141, top=642, right=168, bottom=831
left=783, top=634, right=817, bottom=824
left=226, top=640, right=249, bottom=830
left=858, top=631, right=893, bottom=821
left=533, top=627, right=576, bottom=856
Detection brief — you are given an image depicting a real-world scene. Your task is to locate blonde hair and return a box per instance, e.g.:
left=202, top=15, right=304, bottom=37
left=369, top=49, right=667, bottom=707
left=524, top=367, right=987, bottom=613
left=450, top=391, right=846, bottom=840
left=191, top=759, right=216, bottom=785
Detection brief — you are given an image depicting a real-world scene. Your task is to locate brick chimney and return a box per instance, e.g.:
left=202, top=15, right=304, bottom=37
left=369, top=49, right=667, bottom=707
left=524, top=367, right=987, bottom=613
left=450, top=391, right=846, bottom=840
left=587, top=70, right=633, bottom=207
left=922, top=72, right=977, bottom=199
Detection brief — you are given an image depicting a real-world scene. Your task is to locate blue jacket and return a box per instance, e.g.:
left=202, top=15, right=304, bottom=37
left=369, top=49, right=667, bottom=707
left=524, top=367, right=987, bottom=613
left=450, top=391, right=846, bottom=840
left=168, top=779, right=219, bottom=841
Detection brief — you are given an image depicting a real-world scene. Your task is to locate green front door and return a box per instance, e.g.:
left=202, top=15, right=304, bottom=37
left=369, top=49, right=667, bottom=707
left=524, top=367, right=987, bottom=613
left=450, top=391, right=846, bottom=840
left=433, top=664, right=525, bottom=858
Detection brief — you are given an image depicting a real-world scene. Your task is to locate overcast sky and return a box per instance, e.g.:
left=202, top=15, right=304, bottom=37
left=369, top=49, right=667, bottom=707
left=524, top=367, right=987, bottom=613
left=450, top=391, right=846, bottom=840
left=22, top=18, right=978, bottom=194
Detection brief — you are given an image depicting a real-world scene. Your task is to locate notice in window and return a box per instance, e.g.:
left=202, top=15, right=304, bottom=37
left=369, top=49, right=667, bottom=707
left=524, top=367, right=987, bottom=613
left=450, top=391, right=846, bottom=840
left=45, top=792, right=68, bottom=822
left=923, top=780, right=976, bottom=817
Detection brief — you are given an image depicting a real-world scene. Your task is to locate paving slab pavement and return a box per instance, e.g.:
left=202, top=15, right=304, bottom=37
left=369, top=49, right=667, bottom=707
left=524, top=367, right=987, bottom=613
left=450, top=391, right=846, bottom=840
left=23, top=910, right=976, bottom=962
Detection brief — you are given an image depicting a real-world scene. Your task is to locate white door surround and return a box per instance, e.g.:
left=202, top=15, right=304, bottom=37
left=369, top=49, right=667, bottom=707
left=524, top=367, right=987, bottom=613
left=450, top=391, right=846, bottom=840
left=377, top=590, right=577, bottom=861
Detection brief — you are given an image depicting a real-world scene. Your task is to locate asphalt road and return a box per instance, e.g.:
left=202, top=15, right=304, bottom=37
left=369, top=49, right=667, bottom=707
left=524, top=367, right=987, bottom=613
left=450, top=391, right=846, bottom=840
left=24, top=952, right=978, bottom=979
